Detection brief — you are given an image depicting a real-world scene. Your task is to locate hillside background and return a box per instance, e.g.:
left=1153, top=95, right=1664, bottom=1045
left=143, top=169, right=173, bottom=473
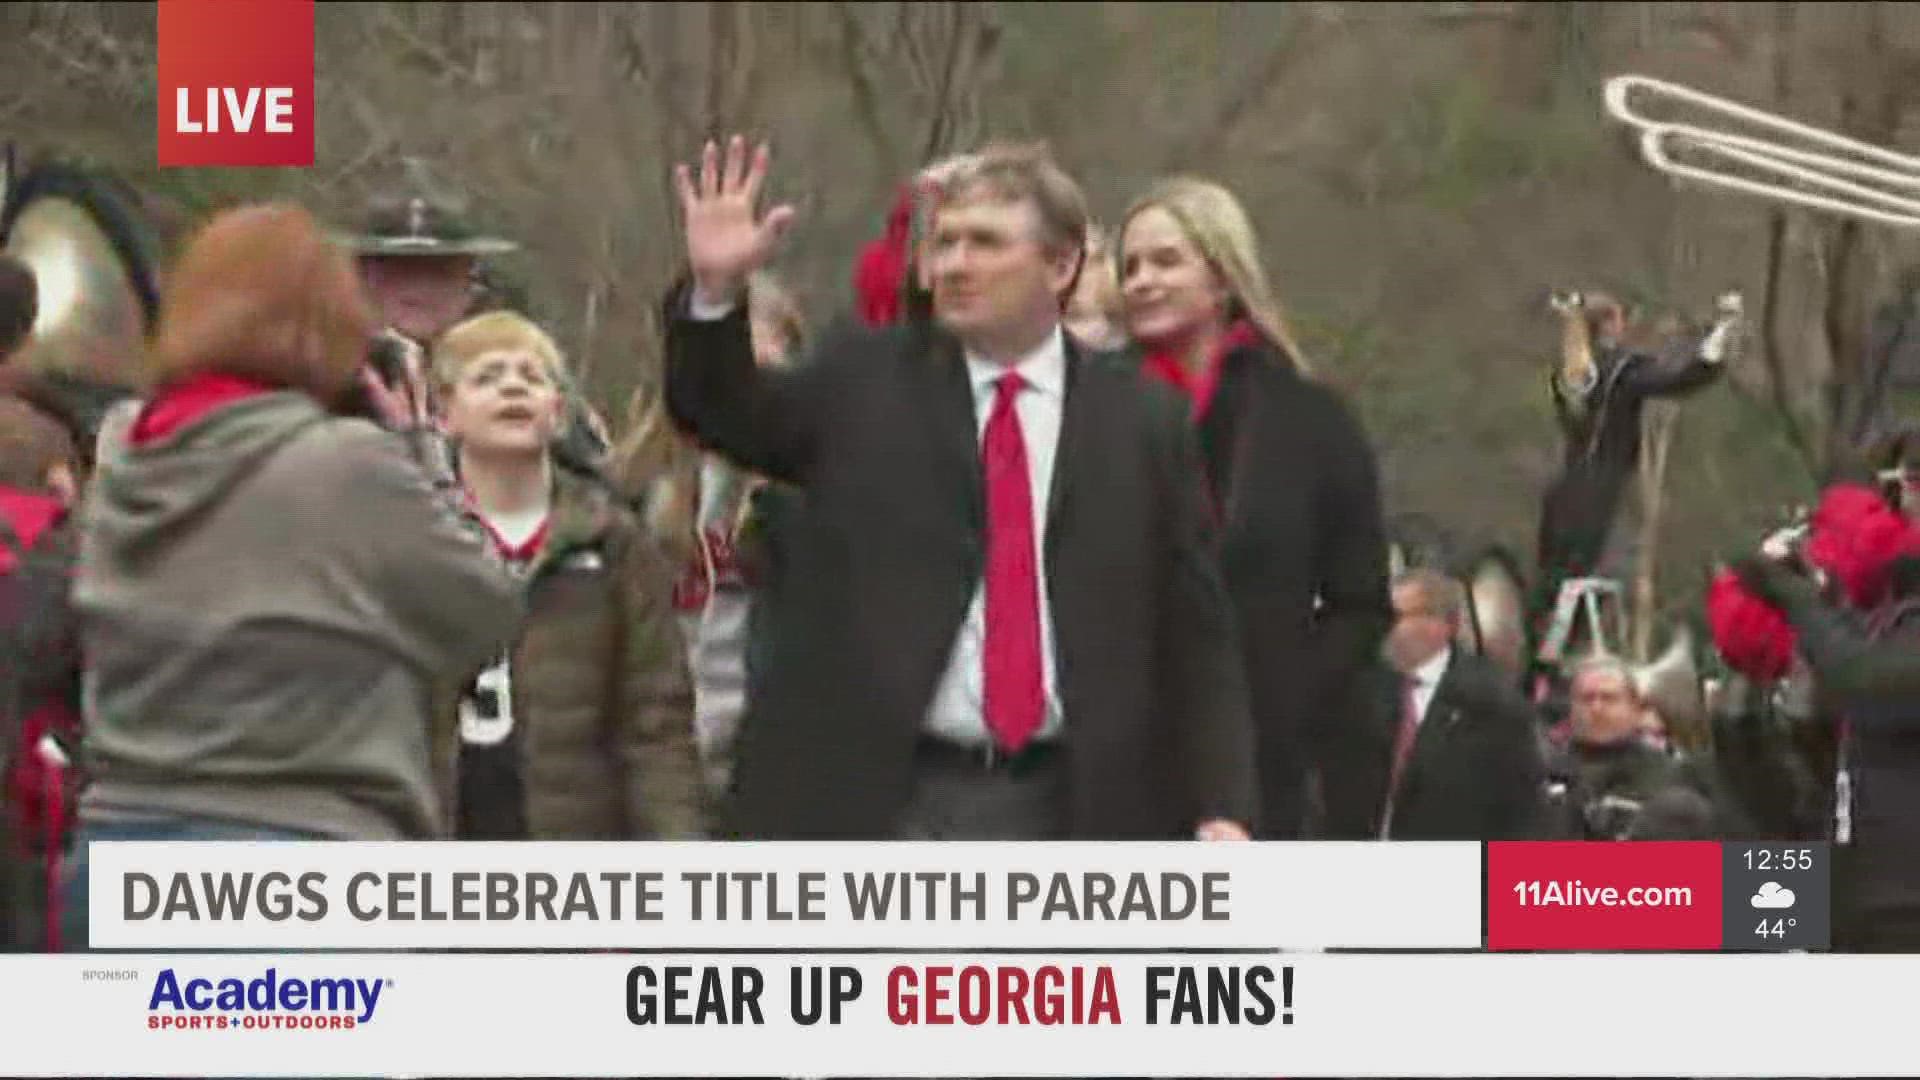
left=8, top=0, right=1920, bottom=647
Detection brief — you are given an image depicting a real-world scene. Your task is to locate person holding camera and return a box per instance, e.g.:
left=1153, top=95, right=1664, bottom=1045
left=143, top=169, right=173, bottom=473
left=1534, top=290, right=1742, bottom=628
left=59, top=204, right=523, bottom=950
left=343, top=188, right=612, bottom=481
left=1542, top=657, right=1697, bottom=839
left=1724, top=482, right=1920, bottom=951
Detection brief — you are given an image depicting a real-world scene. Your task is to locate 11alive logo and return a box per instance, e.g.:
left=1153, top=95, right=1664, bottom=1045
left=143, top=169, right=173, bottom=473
left=157, top=0, right=314, bottom=167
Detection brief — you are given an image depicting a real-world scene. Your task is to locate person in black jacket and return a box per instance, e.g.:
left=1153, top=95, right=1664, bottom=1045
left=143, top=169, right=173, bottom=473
left=1115, top=177, right=1390, bottom=839
left=1541, top=657, right=1692, bottom=840
left=1373, top=569, right=1545, bottom=840
left=615, top=272, right=809, bottom=807
left=1535, top=291, right=1740, bottom=621
left=0, top=397, right=82, bottom=952
left=1732, top=528, right=1920, bottom=951
left=666, top=136, right=1256, bottom=841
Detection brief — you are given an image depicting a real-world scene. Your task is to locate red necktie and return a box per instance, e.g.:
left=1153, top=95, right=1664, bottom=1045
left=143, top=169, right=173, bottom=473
left=981, top=371, right=1045, bottom=751
left=1387, top=676, right=1422, bottom=801
left=1380, top=677, right=1423, bottom=838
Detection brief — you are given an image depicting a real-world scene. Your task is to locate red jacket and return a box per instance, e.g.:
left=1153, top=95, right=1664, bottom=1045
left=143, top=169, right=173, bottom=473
left=0, top=483, right=80, bottom=860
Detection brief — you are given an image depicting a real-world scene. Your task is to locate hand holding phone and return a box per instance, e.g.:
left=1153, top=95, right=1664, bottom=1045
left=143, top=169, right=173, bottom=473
left=363, top=331, right=431, bottom=428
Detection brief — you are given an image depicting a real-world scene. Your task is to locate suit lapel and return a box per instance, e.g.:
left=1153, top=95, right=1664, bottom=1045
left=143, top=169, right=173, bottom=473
left=923, top=327, right=1090, bottom=563
left=1410, top=657, right=1465, bottom=768
left=1044, top=339, right=1091, bottom=569
left=919, top=327, right=984, bottom=534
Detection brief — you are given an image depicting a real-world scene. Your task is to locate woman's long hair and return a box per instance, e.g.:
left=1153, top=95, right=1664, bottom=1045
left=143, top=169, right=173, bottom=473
left=1118, top=177, right=1311, bottom=374
left=150, top=203, right=374, bottom=403
left=612, top=272, right=807, bottom=567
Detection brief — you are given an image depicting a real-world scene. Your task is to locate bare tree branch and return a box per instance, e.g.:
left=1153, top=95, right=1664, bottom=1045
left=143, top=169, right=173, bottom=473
left=1756, top=0, right=1818, bottom=476
left=918, top=4, right=973, bottom=163
left=624, top=6, right=704, bottom=149
left=374, top=4, right=487, bottom=88
left=1158, top=9, right=1320, bottom=171
left=832, top=0, right=900, bottom=177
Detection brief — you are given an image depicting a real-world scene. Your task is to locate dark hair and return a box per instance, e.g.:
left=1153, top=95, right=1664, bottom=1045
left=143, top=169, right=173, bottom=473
left=0, top=256, right=36, bottom=359
left=0, top=397, right=75, bottom=490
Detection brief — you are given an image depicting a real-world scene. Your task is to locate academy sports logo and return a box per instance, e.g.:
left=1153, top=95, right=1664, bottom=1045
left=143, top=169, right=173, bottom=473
left=146, top=967, right=389, bottom=1030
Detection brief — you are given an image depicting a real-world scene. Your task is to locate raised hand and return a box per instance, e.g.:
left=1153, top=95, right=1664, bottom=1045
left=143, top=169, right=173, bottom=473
left=1195, top=818, right=1251, bottom=841
left=355, top=364, right=421, bottom=432
left=675, top=135, right=797, bottom=302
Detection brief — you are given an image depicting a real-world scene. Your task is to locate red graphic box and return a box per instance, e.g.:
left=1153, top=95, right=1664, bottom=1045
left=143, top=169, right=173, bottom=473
left=158, top=0, right=314, bottom=167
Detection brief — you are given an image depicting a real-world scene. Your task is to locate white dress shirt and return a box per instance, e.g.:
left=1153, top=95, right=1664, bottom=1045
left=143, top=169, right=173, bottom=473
left=1408, top=647, right=1452, bottom=729
left=923, top=328, right=1068, bottom=745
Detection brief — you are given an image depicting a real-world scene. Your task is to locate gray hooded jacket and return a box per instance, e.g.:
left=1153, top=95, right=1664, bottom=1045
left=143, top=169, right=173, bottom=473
left=74, top=392, right=522, bottom=839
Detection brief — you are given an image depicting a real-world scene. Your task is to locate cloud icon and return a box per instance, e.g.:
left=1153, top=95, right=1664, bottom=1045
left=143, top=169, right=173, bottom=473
left=1751, top=882, right=1796, bottom=909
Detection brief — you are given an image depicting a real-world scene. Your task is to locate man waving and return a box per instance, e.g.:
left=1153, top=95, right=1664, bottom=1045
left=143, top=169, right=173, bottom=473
left=664, top=136, right=1255, bottom=842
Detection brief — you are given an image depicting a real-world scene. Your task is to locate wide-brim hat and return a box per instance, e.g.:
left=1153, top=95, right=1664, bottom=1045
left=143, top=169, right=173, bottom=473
left=337, top=193, right=518, bottom=257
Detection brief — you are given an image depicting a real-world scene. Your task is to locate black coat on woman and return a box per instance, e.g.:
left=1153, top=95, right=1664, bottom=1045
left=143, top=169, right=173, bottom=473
left=1138, top=330, right=1391, bottom=838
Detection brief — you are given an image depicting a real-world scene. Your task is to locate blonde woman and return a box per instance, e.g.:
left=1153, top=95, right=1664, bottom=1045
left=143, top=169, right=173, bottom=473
left=614, top=272, right=807, bottom=799
left=1117, top=177, right=1390, bottom=840
left=1064, top=223, right=1125, bottom=351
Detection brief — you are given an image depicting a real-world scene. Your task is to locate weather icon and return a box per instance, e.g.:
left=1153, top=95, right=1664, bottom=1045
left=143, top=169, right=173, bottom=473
left=1751, top=882, right=1796, bottom=910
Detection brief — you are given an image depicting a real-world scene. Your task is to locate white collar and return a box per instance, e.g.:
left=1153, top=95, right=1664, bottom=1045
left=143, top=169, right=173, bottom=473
left=965, top=325, right=1068, bottom=400
left=1411, top=646, right=1452, bottom=689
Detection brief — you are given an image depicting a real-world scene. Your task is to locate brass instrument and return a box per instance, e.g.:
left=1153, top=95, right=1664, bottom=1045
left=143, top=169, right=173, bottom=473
left=1457, top=546, right=1529, bottom=681
left=1634, top=626, right=1707, bottom=753
left=1604, top=74, right=1920, bottom=230
left=0, top=161, right=160, bottom=389
left=1542, top=575, right=1705, bottom=749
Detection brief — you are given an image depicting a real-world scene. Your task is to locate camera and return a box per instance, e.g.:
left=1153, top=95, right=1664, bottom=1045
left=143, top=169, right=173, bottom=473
left=1583, top=793, right=1645, bottom=840
left=1759, top=519, right=1817, bottom=579
left=366, top=330, right=418, bottom=391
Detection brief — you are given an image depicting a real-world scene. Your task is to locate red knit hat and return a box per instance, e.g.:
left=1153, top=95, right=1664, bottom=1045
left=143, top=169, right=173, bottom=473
left=1805, top=483, right=1920, bottom=609
left=852, top=185, right=916, bottom=328
left=1705, top=568, right=1797, bottom=682
left=1707, top=482, right=1920, bottom=680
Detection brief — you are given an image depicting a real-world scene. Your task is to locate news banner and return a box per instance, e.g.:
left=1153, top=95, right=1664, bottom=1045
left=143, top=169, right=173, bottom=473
left=0, top=840, right=1907, bottom=1077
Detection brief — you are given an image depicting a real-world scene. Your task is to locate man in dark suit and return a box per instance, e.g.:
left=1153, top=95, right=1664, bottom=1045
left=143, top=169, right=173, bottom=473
left=663, top=135, right=1256, bottom=841
left=1376, top=569, right=1544, bottom=840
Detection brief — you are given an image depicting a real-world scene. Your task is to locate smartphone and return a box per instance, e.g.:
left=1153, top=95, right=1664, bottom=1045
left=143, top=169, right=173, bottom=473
left=366, top=331, right=415, bottom=390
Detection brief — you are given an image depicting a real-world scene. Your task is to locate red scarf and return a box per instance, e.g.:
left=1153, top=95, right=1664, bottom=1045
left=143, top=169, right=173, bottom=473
left=460, top=483, right=552, bottom=564
left=1140, top=321, right=1262, bottom=527
left=0, top=487, right=64, bottom=573
left=1141, top=320, right=1261, bottom=425
left=131, top=372, right=279, bottom=445
left=483, top=516, right=550, bottom=565
left=467, top=500, right=551, bottom=565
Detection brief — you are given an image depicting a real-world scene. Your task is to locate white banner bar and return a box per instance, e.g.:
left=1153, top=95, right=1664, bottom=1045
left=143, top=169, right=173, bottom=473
left=0, top=952, right=1909, bottom=1077
left=86, top=841, right=1483, bottom=950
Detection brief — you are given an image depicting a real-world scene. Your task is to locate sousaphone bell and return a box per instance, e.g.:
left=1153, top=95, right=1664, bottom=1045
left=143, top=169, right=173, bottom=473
left=1456, top=544, right=1530, bottom=683
left=0, top=157, right=161, bottom=446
